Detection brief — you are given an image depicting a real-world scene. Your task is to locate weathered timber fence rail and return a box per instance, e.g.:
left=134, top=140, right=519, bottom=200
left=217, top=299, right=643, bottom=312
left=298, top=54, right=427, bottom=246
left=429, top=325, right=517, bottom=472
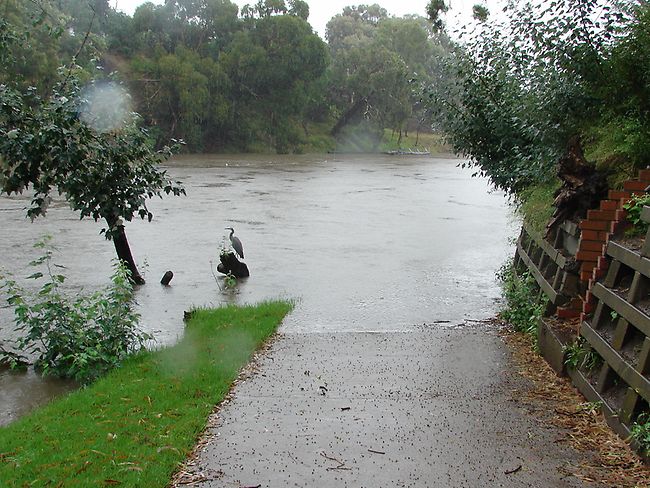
left=510, top=170, right=650, bottom=453
left=573, top=206, right=650, bottom=440
left=514, top=224, right=577, bottom=315
left=514, top=224, right=582, bottom=374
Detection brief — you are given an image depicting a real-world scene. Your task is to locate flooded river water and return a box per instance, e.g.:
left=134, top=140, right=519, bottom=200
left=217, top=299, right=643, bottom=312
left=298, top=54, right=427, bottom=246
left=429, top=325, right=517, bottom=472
left=0, top=154, right=517, bottom=425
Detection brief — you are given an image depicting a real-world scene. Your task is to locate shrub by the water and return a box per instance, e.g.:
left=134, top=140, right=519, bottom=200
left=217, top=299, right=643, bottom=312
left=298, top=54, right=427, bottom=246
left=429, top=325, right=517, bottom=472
left=0, top=237, right=148, bottom=383
left=497, top=261, right=546, bottom=340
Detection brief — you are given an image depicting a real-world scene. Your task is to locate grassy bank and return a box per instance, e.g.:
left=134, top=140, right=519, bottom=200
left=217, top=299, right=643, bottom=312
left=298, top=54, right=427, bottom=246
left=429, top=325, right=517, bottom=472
left=517, top=179, right=561, bottom=233
left=379, top=129, right=449, bottom=153
left=0, top=301, right=293, bottom=487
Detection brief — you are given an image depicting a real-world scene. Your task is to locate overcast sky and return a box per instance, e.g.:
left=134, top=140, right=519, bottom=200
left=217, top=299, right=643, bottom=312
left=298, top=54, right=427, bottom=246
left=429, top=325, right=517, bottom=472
left=111, top=0, right=501, bottom=39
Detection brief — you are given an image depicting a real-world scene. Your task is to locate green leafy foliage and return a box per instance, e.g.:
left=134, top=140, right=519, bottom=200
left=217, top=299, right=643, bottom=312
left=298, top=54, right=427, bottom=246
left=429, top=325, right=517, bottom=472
left=425, top=0, right=646, bottom=195
left=327, top=7, right=450, bottom=144
left=623, top=193, right=650, bottom=236
left=0, top=237, right=149, bottom=383
left=426, top=0, right=448, bottom=32
left=0, top=1, right=99, bottom=91
left=0, top=346, right=28, bottom=371
left=631, top=412, right=650, bottom=455
left=583, top=4, right=650, bottom=171
left=497, top=261, right=546, bottom=339
left=564, top=337, right=603, bottom=371
left=224, top=272, right=238, bottom=289
left=0, top=70, right=185, bottom=228
left=472, top=4, right=489, bottom=22
left=517, top=179, right=562, bottom=233
left=125, top=0, right=327, bottom=153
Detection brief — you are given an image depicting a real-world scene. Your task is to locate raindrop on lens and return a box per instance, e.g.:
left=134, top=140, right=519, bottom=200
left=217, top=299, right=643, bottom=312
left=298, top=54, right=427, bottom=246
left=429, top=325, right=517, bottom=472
left=78, top=82, right=132, bottom=133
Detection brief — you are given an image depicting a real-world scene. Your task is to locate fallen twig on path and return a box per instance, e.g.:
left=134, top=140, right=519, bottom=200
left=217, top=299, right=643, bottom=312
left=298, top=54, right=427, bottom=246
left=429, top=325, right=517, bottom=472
left=504, top=465, right=522, bottom=475
left=320, top=451, right=351, bottom=471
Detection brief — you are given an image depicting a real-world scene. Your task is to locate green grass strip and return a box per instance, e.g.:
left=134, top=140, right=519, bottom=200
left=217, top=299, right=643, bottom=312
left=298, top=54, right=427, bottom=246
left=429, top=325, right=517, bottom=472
left=517, top=179, right=561, bottom=233
left=0, top=300, right=293, bottom=487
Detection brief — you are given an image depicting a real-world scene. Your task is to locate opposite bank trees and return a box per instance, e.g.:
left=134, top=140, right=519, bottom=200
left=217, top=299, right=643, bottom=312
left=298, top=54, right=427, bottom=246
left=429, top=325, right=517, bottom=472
left=0, top=16, right=184, bottom=284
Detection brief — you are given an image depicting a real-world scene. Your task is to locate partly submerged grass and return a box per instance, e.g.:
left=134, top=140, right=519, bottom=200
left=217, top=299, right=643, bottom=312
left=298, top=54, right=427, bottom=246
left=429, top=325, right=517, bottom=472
left=379, top=129, right=449, bottom=153
left=0, top=301, right=293, bottom=487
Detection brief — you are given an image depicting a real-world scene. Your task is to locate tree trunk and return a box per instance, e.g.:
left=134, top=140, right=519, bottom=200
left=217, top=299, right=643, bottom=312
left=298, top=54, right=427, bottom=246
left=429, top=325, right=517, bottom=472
left=331, top=97, right=368, bottom=136
left=106, top=217, right=145, bottom=285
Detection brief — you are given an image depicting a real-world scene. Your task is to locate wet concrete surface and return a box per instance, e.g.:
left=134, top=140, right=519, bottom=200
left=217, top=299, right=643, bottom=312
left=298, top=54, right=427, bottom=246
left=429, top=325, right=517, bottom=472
left=1, top=154, right=516, bottom=425
left=180, top=330, right=591, bottom=487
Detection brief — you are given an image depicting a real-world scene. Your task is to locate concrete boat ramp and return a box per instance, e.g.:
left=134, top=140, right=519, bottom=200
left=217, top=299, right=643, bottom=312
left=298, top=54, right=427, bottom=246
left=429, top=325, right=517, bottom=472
left=175, top=328, right=592, bottom=488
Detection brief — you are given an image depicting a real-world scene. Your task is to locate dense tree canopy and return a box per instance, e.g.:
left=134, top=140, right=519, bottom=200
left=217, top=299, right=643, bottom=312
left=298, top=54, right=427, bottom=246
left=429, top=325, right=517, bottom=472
left=122, top=0, right=327, bottom=152
left=425, top=0, right=650, bottom=194
left=1, top=0, right=450, bottom=153
left=326, top=4, right=449, bottom=148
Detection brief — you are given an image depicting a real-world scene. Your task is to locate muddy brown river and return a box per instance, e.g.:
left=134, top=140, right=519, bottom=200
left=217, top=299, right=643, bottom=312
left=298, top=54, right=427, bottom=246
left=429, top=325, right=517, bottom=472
left=0, top=154, right=516, bottom=425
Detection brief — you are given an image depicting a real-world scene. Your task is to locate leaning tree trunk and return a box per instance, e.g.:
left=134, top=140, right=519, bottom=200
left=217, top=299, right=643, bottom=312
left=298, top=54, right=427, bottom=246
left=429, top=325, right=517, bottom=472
left=106, top=217, right=145, bottom=285
left=331, top=97, right=368, bottom=137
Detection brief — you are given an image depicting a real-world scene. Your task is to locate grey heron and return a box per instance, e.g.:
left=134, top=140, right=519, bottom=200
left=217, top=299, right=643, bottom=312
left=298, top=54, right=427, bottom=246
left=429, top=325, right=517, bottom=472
left=225, top=227, right=244, bottom=259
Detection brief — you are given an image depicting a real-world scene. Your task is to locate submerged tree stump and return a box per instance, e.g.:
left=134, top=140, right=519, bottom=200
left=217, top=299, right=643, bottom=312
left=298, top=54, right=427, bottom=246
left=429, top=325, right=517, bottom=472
left=217, top=252, right=250, bottom=278
left=160, top=271, right=173, bottom=285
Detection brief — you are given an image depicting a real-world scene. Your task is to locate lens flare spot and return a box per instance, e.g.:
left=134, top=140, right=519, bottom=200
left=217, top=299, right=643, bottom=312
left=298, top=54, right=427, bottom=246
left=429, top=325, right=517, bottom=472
left=79, top=82, right=133, bottom=133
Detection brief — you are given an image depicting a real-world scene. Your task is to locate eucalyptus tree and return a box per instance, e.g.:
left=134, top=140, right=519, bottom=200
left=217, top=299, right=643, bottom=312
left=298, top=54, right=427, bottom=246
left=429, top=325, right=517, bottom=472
left=0, top=0, right=99, bottom=91
left=426, top=0, right=448, bottom=32
left=130, top=0, right=240, bottom=54
left=326, top=4, right=388, bottom=55
left=126, top=0, right=324, bottom=152
left=326, top=6, right=445, bottom=143
left=223, top=12, right=328, bottom=152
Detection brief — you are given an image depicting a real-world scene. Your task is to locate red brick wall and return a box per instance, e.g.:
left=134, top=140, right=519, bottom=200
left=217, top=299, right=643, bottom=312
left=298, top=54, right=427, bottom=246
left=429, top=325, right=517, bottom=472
left=575, top=170, right=650, bottom=319
left=555, top=170, right=650, bottom=320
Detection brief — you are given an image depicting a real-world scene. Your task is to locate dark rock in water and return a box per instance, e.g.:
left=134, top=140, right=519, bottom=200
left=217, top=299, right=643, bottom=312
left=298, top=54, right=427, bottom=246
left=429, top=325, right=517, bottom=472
left=217, top=252, right=250, bottom=278
left=161, top=270, right=174, bottom=285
